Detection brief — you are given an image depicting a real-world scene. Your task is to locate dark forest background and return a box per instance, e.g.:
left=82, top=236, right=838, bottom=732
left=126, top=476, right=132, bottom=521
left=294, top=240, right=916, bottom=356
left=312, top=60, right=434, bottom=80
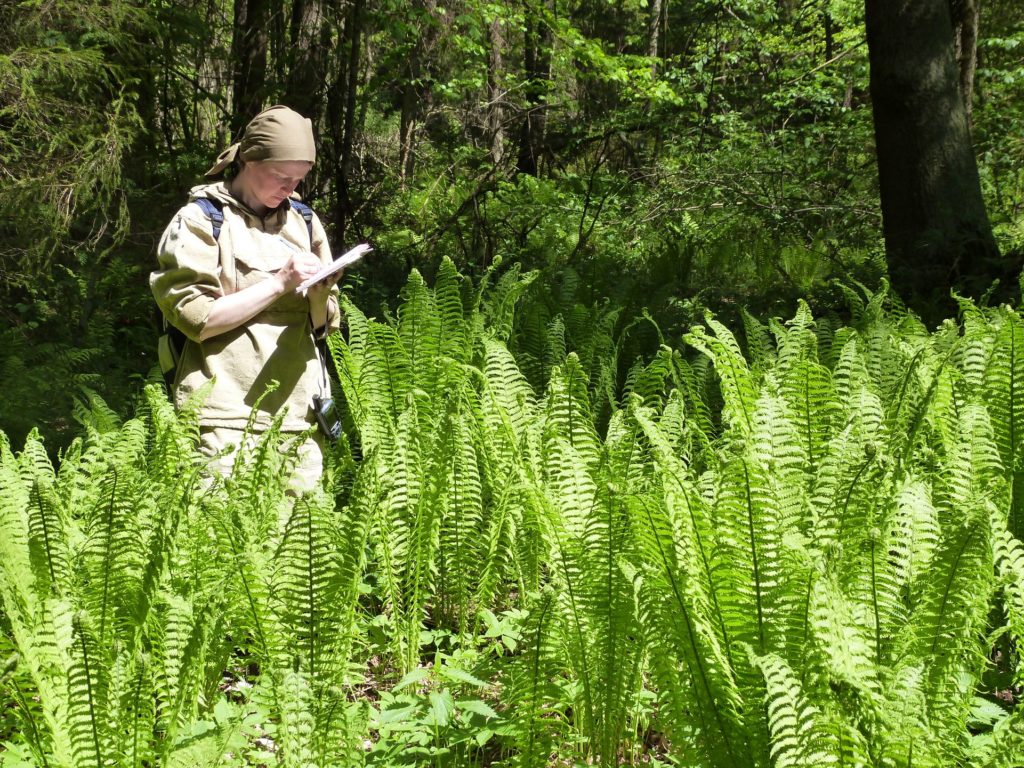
left=1, top=0, right=1022, bottom=448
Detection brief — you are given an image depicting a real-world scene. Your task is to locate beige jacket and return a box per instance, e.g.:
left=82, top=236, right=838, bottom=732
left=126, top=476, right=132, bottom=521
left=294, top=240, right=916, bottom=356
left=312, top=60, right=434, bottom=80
left=151, top=182, right=341, bottom=431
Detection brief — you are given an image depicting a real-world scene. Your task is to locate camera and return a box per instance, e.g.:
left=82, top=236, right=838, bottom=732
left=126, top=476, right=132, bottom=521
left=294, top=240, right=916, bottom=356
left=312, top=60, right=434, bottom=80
left=312, top=394, right=342, bottom=442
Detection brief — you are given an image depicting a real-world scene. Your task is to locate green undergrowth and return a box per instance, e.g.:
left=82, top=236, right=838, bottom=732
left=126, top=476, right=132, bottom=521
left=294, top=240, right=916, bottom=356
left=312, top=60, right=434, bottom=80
left=1, top=261, right=1024, bottom=767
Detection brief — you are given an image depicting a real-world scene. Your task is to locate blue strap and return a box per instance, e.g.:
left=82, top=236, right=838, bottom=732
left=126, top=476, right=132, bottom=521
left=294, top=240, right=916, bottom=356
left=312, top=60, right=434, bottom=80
left=193, top=196, right=313, bottom=245
left=289, top=199, right=315, bottom=246
left=193, top=197, right=225, bottom=241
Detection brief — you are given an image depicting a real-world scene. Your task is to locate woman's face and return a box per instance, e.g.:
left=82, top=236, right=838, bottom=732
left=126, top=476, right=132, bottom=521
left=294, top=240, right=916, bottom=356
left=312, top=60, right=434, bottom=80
left=236, top=160, right=313, bottom=212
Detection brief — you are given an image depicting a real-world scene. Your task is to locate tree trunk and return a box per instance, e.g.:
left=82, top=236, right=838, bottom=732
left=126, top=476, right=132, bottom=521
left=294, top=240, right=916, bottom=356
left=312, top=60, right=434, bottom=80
left=864, top=0, right=1000, bottom=321
left=398, top=83, right=417, bottom=186
left=336, top=0, right=364, bottom=240
left=285, top=0, right=328, bottom=120
left=230, top=0, right=271, bottom=136
left=950, top=0, right=980, bottom=122
left=647, top=0, right=663, bottom=77
left=516, top=6, right=552, bottom=176
left=487, top=15, right=506, bottom=166
left=398, top=0, right=440, bottom=186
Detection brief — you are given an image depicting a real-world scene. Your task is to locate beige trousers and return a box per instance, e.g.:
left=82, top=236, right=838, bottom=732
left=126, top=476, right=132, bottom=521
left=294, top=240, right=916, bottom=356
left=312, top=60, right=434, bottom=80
left=198, top=426, right=324, bottom=495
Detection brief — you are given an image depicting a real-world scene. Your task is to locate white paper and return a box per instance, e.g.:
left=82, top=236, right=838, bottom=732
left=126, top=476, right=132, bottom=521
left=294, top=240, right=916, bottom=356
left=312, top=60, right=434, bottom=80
left=294, top=243, right=372, bottom=295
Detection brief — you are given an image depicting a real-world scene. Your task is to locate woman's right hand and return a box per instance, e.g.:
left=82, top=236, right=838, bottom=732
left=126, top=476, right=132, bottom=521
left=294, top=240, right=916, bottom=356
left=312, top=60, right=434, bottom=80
left=275, top=251, right=323, bottom=292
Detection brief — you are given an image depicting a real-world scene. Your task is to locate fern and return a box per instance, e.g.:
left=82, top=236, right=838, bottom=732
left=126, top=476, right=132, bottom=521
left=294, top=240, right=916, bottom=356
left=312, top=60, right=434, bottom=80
left=630, top=491, right=748, bottom=766
left=500, top=590, right=566, bottom=768
left=436, top=410, right=485, bottom=633
left=271, top=493, right=345, bottom=679
left=750, top=650, right=852, bottom=768
left=397, top=269, right=443, bottom=402
left=543, top=354, right=601, bottom=469
left=66, top=613, right=110, bottom=768
left=994, top=526, right=1024, bottom=685
left=899, top=506, right=994, bottom=750
left=685, top=315, right=758, bottom=436
left=983, top=308, right=1024, bottom=538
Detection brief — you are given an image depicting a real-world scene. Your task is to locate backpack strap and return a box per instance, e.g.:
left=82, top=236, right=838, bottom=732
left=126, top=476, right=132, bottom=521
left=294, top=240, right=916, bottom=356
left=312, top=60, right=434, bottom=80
left=193, top=195, right=312, bottom=245
left=160, top=196, right=224, bottom=391
left=289, top=199, right=315, bottom=246
left=193, top=196, right=225, bottom=240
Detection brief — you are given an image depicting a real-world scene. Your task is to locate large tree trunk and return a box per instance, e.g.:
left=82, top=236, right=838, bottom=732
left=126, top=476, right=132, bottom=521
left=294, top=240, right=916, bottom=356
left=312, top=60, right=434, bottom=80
left=864, top=0, right=999, bottom=320
left=950, top=0, right=980, bottom=122
left=230, top=0, right=271, bottom=136
left=285, top=0, right=328, bottom=120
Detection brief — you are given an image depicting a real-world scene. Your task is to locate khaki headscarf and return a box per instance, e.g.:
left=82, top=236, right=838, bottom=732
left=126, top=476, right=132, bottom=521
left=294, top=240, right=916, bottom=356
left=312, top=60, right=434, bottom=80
left=205, top=105, right=316, bottom=177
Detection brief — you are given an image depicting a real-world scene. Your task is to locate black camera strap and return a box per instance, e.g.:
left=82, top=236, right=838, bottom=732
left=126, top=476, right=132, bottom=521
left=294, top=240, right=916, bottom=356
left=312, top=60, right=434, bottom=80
left=310, top=326, right=341, bottom=442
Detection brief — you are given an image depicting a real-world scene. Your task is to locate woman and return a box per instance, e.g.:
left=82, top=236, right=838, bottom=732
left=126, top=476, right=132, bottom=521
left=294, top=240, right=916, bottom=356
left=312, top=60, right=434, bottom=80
left=151, top=105, right=341, bottom=492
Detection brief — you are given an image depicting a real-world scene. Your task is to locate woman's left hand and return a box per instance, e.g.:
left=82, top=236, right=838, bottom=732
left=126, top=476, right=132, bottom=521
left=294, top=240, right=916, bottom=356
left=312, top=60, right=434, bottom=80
left=307, top=269, right=342, bottom=332
left=306, top=270, right=342, bottom=299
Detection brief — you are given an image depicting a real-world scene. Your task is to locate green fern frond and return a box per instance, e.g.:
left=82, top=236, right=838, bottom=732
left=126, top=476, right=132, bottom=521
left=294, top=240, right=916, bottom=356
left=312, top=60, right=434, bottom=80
left=877, top=478, right=941, bottom=637
left=809, top=425, right=882, bottom=563
left=107, top=650, right=155, bottom=768
left=983, top=309, right=1024, bottom=477
left=364, top=323, right=414, bottom=422
left=72, top=388, right=122, bottom=436
left=993, top=526, right=1024, bottom=685
left=544, top=354, right=601, bottom=469
left=685, top=316, right=757, bottom=436
left=779, top=358, right=839, bottom=477
left=935, top=403, right=1007, bottom=526
left=276, top=670, right=318, bottom=768
left=80, top=463, right=150, bottom=649
left=831, top=337, right=884, bottom=439
left=629, top=402, right=734, bottom=659
left=397, top=269, right=443, bottom=401
left=435, top=256, right=471, bottom=363
left=774, top=300, right=820, bottom=378
left=958, top=299, right=996, bottom=393
left=479, top=262, right=539, bottom=343
left=804, top=574, right=881, bottom=699
left=271, top=493, right=345, bottom=678
left=500, top=590, right=566, bottom=768
left=749, top=385, right=809, bottom=526
left=630, top=492, right=748, bottom=767
left=712, top=455, right=791, bottom=661
left=622, top=346, right=676, bottom=409
left=67, top=613, right=111, bottom=768
left=901, top=506, right=994, bottom=739
left=739, top=307, right=776, bottom=372
left=26, top=476, right=71, bottom=600
left=970, top=705, right=1024, bottom=768
left=436, top=412, right=485, bottom=633
left=751, top=649, right=848, bottom=768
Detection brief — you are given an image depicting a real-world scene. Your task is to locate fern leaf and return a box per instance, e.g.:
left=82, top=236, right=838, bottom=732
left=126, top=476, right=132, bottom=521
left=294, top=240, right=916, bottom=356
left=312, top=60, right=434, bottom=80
left=739, top=306, right=776, bottom=372
left=751, top=650, right=847, bottom=768
left=398, top=269, right=443, bottom=400
left=993, top=526, right=1024, bottom=685
left=901, top=506, right=994, bottom=738
left=67, top=613, right=111, bottom=768
left=631, top=492, right=748, bottom=766
left=774, top=300, right=819, bottom=378
left=685, top=315, right=758, bottom=436
left=271, top=493, right=344, bottom=679
left=544, top=354, right=601, bottom=469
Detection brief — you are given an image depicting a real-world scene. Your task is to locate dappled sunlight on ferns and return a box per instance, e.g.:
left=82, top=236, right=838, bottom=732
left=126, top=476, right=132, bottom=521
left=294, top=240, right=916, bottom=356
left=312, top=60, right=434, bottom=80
left=2, top=265, right=1024, bottom=765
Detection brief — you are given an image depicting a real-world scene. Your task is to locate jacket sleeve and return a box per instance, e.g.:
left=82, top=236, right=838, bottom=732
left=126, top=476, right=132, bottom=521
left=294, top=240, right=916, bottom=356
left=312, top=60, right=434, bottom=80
left=311, top=211, right=343, bottom=338
left=150, top=207, right=223, bottom=342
